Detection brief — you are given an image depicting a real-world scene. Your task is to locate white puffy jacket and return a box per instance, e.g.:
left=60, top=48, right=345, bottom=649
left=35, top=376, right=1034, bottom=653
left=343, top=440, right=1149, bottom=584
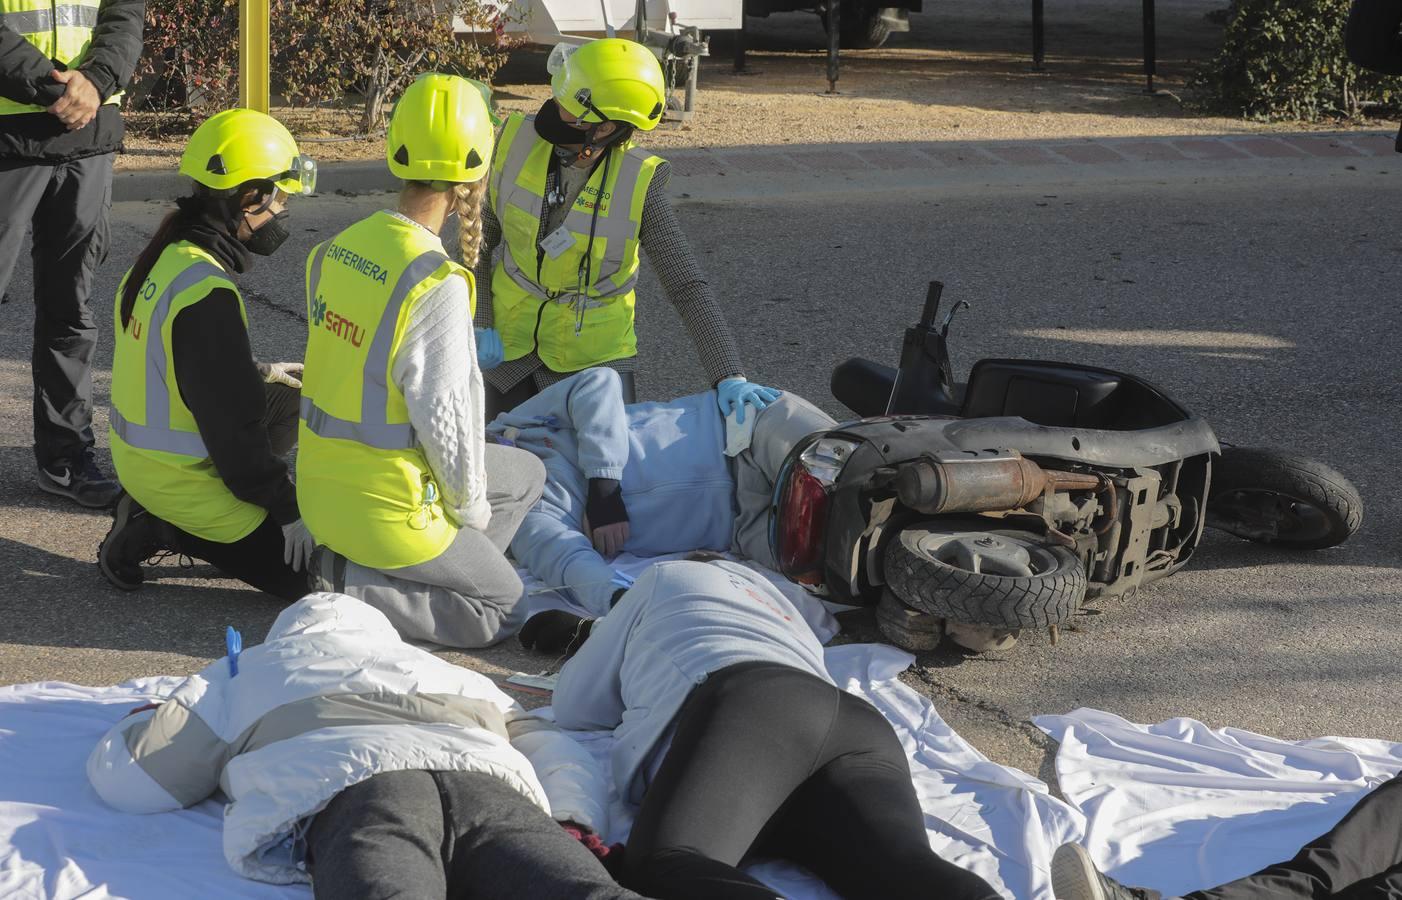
left=86, top=593, right=607, bottom=885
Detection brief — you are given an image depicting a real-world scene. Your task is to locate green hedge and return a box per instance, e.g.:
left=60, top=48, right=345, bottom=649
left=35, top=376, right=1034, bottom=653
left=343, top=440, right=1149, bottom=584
left=1192, top=0, right=1402, bottom=121
left=133, top=0, right=508, bottom=131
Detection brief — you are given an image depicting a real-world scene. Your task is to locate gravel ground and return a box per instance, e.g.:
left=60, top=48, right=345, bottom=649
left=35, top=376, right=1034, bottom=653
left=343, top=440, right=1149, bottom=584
left=117, top=0, right=1388, bottom=170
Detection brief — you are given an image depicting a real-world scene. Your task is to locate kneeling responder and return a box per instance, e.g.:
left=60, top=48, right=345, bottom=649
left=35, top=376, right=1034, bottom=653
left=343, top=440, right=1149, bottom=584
left=97, top=109, right=317, bottom=600
left=474, top=38, right=779, bottom=421
left=296, top=74, right=545, bottom=649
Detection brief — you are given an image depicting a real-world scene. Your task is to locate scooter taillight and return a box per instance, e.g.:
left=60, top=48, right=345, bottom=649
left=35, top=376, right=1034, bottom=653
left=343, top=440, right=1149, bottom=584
left=773, top=436, right=859, bottom=585
left=777, top=465, right=830, bottom=585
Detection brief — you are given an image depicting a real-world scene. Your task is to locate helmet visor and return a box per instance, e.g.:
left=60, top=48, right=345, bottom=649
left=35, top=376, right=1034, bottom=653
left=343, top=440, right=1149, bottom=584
left=546, top=42, right=579, bottom=76
left=274, top=155, right=318, bottom=196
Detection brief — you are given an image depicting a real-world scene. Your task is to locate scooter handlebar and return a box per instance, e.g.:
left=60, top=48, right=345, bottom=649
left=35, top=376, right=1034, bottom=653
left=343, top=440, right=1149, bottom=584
left=920, top=281, right=944, bottom=329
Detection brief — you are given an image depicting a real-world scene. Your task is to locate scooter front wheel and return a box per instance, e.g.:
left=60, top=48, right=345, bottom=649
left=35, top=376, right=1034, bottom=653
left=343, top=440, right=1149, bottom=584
left=1207, top=447, right=1363, bottom=551
left=883, top=522, right=1086, bottom=629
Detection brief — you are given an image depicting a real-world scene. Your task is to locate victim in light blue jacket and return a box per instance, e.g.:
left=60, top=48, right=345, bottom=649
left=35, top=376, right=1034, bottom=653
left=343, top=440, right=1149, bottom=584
left=487, top=368, right=735, bottom=614
left=551, top=559, right=832, bottom=805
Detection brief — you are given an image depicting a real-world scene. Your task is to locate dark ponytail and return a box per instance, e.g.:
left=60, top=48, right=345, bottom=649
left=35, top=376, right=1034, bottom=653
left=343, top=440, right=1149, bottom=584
left=119, top=206, right=185, bottom=330
left=118, top=188, right=260, bottom=329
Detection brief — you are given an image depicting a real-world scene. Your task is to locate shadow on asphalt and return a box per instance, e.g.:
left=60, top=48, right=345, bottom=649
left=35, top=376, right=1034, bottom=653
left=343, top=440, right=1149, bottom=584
left=1187, top=531, right=1394, bottom=573
left=0, top=536, right=285, bottom=658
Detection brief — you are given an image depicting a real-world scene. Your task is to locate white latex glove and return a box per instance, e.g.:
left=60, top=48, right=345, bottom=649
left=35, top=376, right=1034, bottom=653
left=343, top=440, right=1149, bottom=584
left=260, top=361, right=304, bottom=389
left=281, top=518, right=316, bottom=572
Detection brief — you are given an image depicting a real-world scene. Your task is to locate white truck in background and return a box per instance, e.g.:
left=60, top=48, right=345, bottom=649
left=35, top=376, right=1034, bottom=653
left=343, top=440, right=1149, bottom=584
left=458, top=0, right=723, bottom=117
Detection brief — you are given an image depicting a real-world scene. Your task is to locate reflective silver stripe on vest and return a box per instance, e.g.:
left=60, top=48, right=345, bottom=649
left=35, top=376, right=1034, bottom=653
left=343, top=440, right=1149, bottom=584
left=110, top=261, right=227, bottom=457
left=300, top=250, right=448, bottom=450
left=299, top=395, right=414, bottom=450
left=1, top=3, right=99, bottom=32
left=497, top=122, right=648, bottom=301
left=56, top=2, right=99, bottom=26
left=110, top=407, right=210, bottom=457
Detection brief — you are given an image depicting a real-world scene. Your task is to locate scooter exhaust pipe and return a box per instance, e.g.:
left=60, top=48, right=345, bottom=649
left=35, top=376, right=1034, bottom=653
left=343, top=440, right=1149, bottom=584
left=894, top=452, right=1101, bottom=514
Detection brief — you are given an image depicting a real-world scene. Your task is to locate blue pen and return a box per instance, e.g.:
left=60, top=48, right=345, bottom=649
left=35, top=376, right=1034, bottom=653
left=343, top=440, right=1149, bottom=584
left=610, top=570, right=636, bottom=590
left=225, top=626, right=242, bottom=678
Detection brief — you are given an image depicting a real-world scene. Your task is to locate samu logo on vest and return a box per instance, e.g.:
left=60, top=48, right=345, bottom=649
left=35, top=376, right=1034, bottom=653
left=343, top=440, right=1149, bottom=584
left=310, top=294, right=365, bottom=349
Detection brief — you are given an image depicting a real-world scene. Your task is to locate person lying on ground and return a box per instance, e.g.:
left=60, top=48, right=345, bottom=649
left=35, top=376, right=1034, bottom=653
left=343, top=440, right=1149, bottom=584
left=87, top=592, right=641, bottom=900
left=296, top=75, right=545, bottom=649
left=547, top=557, right=1004, bottom=900
left=1051, top=770, right=1402, bottom=900
left=488, top=366, right=835, bottom=618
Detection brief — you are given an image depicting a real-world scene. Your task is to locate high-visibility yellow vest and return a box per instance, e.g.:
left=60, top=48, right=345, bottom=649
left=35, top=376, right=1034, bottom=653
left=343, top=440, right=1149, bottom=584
left=109, top=243, right=268, bottom=544
left=488, top=112, right=661, bottom=373
left=297, top=211, right=472, bottom=570
left=0, top=0, right=123, bottom=116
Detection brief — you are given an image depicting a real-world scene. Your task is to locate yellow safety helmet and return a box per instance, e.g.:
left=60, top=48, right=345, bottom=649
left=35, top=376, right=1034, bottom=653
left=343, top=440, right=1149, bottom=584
left=549, top=38, right=667, bottom=131
left=387, top=73, right=495, bottom=184
left=179, top=108, right=316, bottom=196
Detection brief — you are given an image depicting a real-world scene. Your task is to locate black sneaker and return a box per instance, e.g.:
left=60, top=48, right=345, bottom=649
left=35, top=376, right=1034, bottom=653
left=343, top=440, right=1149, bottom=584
left=97, top=493, right=166, bottom=591
left=38, top=450, right=121, bottom=509
left=1051, top=844, right=1162, bottom=900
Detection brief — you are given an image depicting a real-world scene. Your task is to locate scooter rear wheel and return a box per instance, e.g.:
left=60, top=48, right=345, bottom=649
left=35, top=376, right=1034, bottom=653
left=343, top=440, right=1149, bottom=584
left=1207, top=447, right=1363, bottom=551
left=884, top=522, right=1086, bottom=629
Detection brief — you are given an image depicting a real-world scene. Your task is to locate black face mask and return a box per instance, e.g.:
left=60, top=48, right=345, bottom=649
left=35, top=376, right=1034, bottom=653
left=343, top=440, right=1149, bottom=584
left=534, top=99, right=627, bottom=166
left=243, top=209, right=290, bottom=256
left=534, top=99, right=591, bottom=146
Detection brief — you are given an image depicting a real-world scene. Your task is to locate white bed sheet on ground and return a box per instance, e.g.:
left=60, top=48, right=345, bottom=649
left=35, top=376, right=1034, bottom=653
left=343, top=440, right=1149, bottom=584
left=1034, top=708, right=1402, bottom=898
left=519, top=552, right=844, bottom=644
left=0, top=646, right=1080, bottom=900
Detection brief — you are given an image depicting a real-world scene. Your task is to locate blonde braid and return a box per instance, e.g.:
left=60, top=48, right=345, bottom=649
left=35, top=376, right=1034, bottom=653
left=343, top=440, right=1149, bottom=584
left=454, top=179, right=487, bottom=268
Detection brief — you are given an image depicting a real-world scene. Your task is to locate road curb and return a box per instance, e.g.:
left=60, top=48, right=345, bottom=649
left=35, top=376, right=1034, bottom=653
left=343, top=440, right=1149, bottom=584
left=112, top=130, right=1397, bottom=204
left=113, top=161, right=398, bottom=203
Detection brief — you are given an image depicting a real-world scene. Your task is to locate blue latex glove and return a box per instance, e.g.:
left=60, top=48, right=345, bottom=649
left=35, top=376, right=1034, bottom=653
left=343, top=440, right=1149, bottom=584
left=716, top=376, right=782, bottom=425
left=476, top=328, right=504, bottom=370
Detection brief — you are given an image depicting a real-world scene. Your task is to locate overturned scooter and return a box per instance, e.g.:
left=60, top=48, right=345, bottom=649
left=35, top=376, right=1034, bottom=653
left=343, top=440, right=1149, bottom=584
left=769, top=282, right=1363, bottom=654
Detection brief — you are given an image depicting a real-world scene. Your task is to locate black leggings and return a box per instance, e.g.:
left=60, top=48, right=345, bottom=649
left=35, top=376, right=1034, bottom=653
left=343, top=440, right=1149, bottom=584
left=162, top=382, right=305, bottom=602
left=169, top=514, right=306, bottom=601
left=1186, top=773, right=1402, bottom=900
left=624, top=662, right=1002, bottom=900
left=485, top=369, right=636, bottom=421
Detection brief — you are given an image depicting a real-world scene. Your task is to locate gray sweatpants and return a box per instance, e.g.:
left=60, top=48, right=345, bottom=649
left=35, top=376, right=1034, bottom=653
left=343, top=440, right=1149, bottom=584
left=731, top=393, right=838, bottom=570
left=336, top=444, right=546, bottom=649
left=307, top=769, right=642, bottom=900
left=0, top=155, right=113, bottom=468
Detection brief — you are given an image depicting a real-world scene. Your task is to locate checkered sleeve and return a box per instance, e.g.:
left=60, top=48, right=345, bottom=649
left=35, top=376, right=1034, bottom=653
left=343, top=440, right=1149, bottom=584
left=639, top=162, right=745, bottom=386
left=473, top=201, right=502, bottom=329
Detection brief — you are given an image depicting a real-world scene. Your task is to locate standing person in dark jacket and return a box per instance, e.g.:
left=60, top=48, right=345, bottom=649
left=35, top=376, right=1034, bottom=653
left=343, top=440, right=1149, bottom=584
left=0, top=0, right=144, bottom=506
left=1346, top=0, right=1402, bottom=74
left=1345, top=0, right=1402, bottom=149
left=97, top=108, right=319, bottom=601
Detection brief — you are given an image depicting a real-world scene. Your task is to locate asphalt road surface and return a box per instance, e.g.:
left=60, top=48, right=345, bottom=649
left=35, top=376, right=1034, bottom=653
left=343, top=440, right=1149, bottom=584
left=2, top=143, right=1397, bottom=780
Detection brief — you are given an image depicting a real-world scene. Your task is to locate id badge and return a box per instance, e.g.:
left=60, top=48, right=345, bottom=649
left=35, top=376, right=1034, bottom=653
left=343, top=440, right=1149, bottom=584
left=539, top=226, right=575, bottom=259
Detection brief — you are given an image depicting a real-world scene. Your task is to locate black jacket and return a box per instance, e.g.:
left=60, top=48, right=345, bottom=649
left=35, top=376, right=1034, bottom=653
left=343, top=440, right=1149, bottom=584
left=1345, top=0, right=1402, bottom=151
left=1346, top=0, right=1402, bottom=74
left=0, top=0, right=145, bottom=161
left=146, top=209, right=301, bottom=526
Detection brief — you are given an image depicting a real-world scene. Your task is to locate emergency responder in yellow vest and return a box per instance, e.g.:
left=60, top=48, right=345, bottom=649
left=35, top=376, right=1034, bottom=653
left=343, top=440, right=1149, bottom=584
left=97, top=109, right=319, bottom=600
left=297, top=74, right=546, bottom=649
left=1, top=0, right=143, bottom=506
left=474, top=38, right=780, bottom=422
